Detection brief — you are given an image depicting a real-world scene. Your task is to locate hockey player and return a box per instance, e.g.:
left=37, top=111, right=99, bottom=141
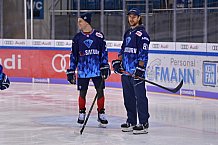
left=112, top=8, right=150, bottom=134
left=66, top=12, right=111, bottom=126
left=0, top=64, right=10, bottom=90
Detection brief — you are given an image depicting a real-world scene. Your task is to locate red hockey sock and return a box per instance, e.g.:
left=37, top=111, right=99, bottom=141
left=78, top=96, right=86, bottom=110
left=97, top=96, right=105, bottom=112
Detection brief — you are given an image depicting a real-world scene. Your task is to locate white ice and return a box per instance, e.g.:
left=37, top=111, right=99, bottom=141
left=0, top=83, right=218, bottom=145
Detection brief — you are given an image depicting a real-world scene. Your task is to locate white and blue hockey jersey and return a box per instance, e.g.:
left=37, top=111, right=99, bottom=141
left=69, top=29, right=108, bottom=78
left=119, top=25, right=150, bottom=75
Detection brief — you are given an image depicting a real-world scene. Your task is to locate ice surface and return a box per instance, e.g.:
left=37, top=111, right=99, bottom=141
left=0, top=83, right=218, bottom=145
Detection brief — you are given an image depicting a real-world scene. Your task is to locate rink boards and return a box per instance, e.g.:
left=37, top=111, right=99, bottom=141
left=0, top=39, right=218, bottom=99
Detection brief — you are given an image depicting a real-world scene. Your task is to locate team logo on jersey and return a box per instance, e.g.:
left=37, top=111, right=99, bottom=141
left=85, top=49, right=99, bottom=55
left=126, top=37, right=131, bottom=45
left=84, top=39, right=93, bottom=48
left=96, top=32, right=103, bottom=38
left=143, top=43, right=149, bottom=50
left=136, top=31, right=142, bottom=37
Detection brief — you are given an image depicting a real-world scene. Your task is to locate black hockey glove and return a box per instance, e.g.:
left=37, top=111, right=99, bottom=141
left=0, top=73, right=10, bottom=90
left=134, top=65, right=145, bottom=78
left=112, top=60, right=124, bottom=74
left=66, top=69, right=76, bottom=84
left=100, top=64, right=111, bottom=80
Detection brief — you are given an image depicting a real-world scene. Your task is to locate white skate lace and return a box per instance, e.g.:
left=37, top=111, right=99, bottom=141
left=99, top=113, right=107, bottom=120
left=78, top=113, right=85, bottom=120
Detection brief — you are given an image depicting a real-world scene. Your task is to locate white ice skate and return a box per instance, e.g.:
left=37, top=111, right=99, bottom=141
left=97, top=109, right=108, bottom=128
left=77, top=109, right=86, bottom=124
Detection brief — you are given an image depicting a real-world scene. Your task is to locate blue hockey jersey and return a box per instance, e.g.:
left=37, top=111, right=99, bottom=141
left=119, top=25, right=150, bottom=76
left=69, top=29, right=108, bottom=78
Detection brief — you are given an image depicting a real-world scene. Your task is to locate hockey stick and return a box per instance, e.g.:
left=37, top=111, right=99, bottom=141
left=136, top=76, right=183, bottom=93
left=80, top=78, right=104, bottom=135
left=120, top=70, right=183, bottom=93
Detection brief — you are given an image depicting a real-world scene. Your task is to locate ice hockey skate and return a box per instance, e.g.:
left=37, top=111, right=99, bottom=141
left=121, top=122, right=135, bottom=132
left=97, top=109, right=108, bottom=128
left=77, top=109, right=86, bottom=124
left=133, top=123, right=149, bottom=135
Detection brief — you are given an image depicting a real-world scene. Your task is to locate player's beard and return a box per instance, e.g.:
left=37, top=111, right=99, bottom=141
left=129, top=20, right=138, bottom=27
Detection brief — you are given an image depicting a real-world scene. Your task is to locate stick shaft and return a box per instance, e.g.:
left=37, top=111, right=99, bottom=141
left=80, top=78, right=104, bottom=135
left=80, top=93, right=98, bottom=134
left=121, top=70, right=183, bottom=93
left=138, top=76, right=183, bottom=93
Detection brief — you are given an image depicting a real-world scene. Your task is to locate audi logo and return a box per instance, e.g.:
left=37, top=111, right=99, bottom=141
left=33, top=41, right=42, bottom=45
left=33, top=41, right=51, bottom=45
left=181, top=44, right=189, bottom=49
left=152, top=44, right=159, bottom=48
left=4, top=40, right=14, bottom=45
left=106, top=42, right=113, bottom=47
left=212, top=45, right=218, bottom=51
left=56, top=42, right=65, bottom=46
left=52, top=54, right=70, bottom=72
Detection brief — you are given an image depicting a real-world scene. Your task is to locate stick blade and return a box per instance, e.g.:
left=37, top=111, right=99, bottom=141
left=80, top=130, right=83, bottom=135
left=171, top=80, right=183, bottom=93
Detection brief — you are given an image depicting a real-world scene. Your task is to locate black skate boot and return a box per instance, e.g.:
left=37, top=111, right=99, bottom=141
left=121, top=122, right=135, bottom=132
left=133, top=123, right=149, bottom=135
left=97, top=109, right=108, bottom=127
left=77, top=109, right=86, bottom=124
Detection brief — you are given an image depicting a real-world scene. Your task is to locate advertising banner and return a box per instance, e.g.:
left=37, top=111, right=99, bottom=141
left=0, top=39, right=217, bottom=98
left=202, top=61, right=218, bottom=87
left=175, top=42, right=207, bottom=52
left=0, top=48, right=120, bottom=83
left=147, top=54, right=218, bottom=94
left=150, top=42, right=175, bottom=51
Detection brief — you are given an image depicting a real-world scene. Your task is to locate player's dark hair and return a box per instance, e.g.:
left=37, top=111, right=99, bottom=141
left=139, top=17, right=142, bottom=25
